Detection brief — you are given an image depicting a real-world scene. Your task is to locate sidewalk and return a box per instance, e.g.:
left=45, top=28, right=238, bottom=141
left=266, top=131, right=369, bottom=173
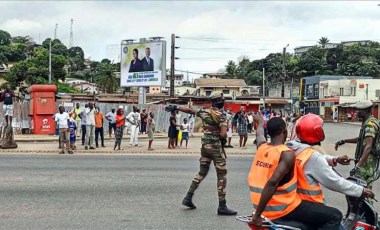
left=1, top=133, right=256, bottom=155
left=13, top=132, right=199, bottom=142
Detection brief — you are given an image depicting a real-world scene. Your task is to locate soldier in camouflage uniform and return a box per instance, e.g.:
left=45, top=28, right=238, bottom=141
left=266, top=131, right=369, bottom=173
left=335, top=101, right=380, bottom=188
left=165, top=91, right=237, bottom=215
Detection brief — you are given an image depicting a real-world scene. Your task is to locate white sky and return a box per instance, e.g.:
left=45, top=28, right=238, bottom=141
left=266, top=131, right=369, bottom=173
left=1, top=1, right=380, bottom=81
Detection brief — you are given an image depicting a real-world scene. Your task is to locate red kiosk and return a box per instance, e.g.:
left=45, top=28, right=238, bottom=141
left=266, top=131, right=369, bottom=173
left=28, top=85, right=57, bottom=134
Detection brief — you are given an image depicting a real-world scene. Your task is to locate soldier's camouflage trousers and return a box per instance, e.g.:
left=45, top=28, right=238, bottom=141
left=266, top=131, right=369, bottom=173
left=354, top=154, right=379, bottom=189
left=188, top=138, right=227, bottom=201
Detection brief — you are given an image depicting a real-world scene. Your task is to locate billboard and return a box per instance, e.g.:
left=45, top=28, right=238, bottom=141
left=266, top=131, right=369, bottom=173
left=120, top=41, right=166, bottom=87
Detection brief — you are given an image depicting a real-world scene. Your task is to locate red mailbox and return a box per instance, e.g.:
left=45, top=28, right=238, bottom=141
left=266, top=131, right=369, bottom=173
left=27, top=85, right=57, bottom=134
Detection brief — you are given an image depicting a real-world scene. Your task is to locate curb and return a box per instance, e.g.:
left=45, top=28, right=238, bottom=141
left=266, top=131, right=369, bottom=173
left=0, top=149, right=254, bottom=155
left=13, top=135, right=205, bottom=143
left=340, top=122, right=362, bottom=126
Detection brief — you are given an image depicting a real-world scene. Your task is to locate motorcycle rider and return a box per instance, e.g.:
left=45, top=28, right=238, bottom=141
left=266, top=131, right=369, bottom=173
left=249, top=116, right=343, bottom=229
left=287, top=114, right=374, bottom=221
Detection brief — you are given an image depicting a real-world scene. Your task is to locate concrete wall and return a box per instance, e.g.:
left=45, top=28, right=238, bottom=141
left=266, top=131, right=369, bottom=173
left=267, top=82, right=299, bottom=99
left=198, top=86, right=241, bottom=97
left=4, top=101, right=203, bottom=134
left=320, top=79, right=380, bottom=102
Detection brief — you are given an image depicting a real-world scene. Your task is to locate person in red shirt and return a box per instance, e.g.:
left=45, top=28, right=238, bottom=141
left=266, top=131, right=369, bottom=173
left=114, top=108, right=125, bottom=151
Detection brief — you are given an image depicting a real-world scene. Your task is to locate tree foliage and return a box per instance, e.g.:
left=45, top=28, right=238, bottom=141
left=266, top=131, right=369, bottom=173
left=224, top=39, right=380, bottom=85
left=0, top=30, right=121, bottom=93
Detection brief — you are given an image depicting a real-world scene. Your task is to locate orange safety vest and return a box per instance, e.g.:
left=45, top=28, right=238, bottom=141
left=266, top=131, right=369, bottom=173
left=248, top=143, right=301, bottom=220
left=295, top=148, right=325, bottom=203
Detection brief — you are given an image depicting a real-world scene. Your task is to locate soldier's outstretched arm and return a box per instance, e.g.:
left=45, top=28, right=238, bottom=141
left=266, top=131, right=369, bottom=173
left=178, top=107, right=197, bottom=115
left=253, top=115, right=266, bottom=149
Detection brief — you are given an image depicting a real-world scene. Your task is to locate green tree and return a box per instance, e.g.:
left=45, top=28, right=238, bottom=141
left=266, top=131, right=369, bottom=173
left=224, top=60, right=237, bottom=79
left=94, top=62, right=119, bottom=93
left=4, top=61, right=29, bottom=88
left=318, top=37, right=330, bottom=48
left=67, top=46, right=85, bottom=72
left=101, top=58, right=112, bottom=64
left=56, top=82, right=80, bottom=93
left=0, top=30, right=11, bottom=46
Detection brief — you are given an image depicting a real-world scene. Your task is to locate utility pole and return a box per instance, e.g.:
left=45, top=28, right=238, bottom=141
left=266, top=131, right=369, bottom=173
left=170, top=34, right=180, bottom=98
left=54, top=23, right=58, bottom=39
left=290, top=77, right=294, bottom=113
left=49, top=39, right=52, bottom=84
left=282, top=44, right=289, bottom=98
left=69, top=19, right=74, bottom=48
left=170, top=34, right=175, bottom=98
left=262, top=67, right=266, bottom=108
left=366, top=84, right=369, bottom=100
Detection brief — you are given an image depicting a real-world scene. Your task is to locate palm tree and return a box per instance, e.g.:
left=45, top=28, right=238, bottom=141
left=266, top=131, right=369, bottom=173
left=318, top=37, right=330, bottom=49
left=95, top=63, right=119, bottom=93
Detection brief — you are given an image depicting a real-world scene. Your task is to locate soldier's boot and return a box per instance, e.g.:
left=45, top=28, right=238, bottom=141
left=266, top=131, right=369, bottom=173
left=217, top=200, right=237, bottom=216
left=182, top=192, right=196, bottom=209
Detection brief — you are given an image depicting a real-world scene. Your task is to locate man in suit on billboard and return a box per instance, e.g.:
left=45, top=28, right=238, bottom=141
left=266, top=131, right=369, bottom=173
left=141, top=47, right=154, bottom=71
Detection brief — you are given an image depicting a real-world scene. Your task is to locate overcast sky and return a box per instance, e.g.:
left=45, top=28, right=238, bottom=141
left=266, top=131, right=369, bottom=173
left=1, top=1, right=380, bottom=80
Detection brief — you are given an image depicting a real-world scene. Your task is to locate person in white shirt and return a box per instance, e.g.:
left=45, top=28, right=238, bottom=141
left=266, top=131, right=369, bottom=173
left=188, top=113, right=195, bottom=137
left=85, top=102, right=96, bottom=150
left=226, top=110, right=233, bottom=148
left=247, top=112, right=254, bottom=133
left=106, top=108, right=116, bottom=138
left=180, top=118, right=190, bottom=149
left=55, top=106, right=72, bottom=154
left=127, top=106, right=141, bottom=147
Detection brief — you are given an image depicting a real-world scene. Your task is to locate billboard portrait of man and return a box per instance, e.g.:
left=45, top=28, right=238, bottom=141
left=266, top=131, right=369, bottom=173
left=141, top=47, right=154, bottom=71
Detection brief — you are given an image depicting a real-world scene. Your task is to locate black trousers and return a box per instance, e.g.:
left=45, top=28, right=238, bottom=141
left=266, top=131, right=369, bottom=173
left=274, top=200, right=342, bottom=230
left=247, top=123, right=252, bottom=133
left=81, top=125, right=87, bottom=145
left=95, top=127, right=104, bottom=147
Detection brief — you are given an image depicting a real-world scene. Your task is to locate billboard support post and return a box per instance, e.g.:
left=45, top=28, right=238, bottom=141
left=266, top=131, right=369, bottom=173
left=138, top=86, right=146, bottom=105
left=139, top=38, right=146, bottom=105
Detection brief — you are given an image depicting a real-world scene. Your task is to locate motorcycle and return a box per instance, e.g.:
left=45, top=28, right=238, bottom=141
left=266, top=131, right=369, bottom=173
left=341, top=176, right=379, bottom=230
left=237, top=176, right=379, bottom=230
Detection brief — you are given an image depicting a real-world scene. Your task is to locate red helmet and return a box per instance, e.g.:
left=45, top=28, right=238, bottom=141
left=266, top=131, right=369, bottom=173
left=296, top=114, right=325, bottom=143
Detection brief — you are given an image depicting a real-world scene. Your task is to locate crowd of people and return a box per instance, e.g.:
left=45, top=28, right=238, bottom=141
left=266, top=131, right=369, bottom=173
left=53, top=103, right=161, bottom=154
left=223, top=107, right=301, bottom=149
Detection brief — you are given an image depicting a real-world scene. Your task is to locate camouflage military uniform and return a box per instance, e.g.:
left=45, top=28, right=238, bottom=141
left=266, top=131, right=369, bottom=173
left=354, top=116, right=380, bottom=188
left=187, top=107, right=228, bottom=201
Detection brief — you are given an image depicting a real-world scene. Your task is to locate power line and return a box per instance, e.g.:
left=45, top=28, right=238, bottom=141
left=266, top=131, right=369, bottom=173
left=179, top=47, right=270, bottom=52
left=180, top=36, right=380, bottom=44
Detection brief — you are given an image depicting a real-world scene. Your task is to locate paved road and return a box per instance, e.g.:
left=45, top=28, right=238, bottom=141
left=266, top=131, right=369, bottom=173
left=0, top=123, right=379, bottom=229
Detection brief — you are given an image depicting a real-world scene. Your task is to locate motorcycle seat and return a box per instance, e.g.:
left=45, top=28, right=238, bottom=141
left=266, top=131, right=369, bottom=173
left=273, top=219, right=316, bottom=230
